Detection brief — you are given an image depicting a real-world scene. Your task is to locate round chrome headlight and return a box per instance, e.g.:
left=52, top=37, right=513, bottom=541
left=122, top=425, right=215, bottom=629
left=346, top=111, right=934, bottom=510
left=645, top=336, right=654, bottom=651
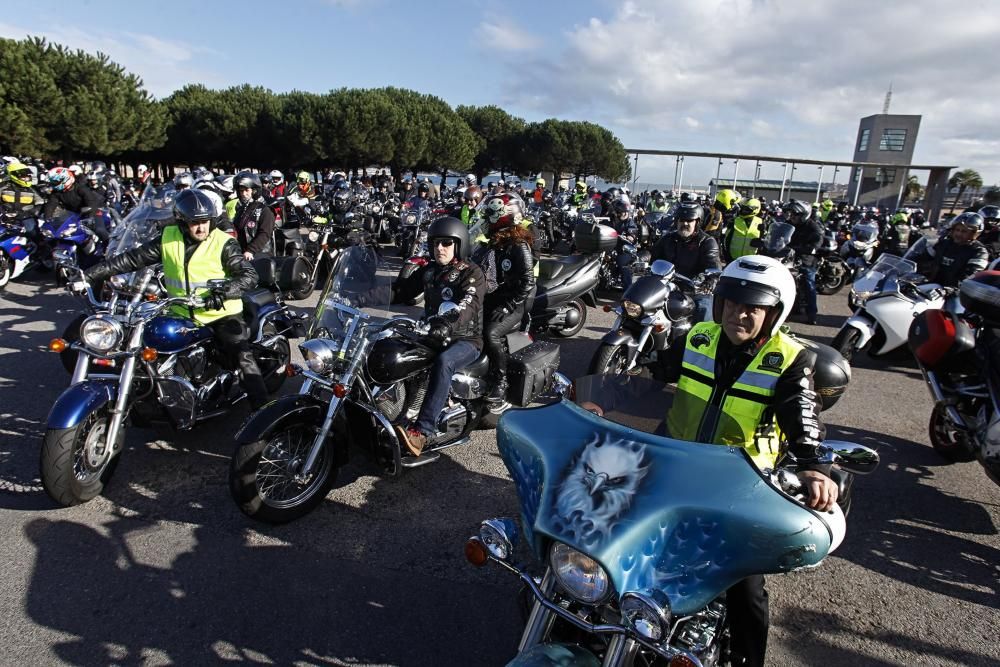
left=549, top=542, right=611, bottom=604
left=308, top=230, right=320, bottom=242
left=620, top=590, right=672, bottom=641
left=298, top=338, right=341, bottom=375
left=622, top=300, right=643, bottom=319
left=80, top=316, right=123, bottom=353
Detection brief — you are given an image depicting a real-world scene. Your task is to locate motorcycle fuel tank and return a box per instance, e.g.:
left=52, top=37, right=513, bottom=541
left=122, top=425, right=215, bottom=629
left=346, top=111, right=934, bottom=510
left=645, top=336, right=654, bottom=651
left=143, top=316, right=213, bottom=353
left=367, top=337, right=436, bottom=385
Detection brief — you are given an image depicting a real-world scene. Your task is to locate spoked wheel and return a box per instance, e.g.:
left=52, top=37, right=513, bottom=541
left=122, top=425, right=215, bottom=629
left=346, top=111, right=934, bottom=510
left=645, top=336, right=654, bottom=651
left=230, top=422, right=337, bottom=523
left=589, top=343, right=629, bottom=376
left=928, top=404, right=975, bottom=462
left=256, top=324, right=291, bottom=395
left=40, top=406, right=122, bottom=506
left=553, top=298, right=587, bottom=338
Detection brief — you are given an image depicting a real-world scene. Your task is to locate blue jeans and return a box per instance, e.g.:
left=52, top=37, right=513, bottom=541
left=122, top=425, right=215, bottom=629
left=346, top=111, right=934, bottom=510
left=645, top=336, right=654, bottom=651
left=616, top=252, right=634, bottom=290
left=800, top=265, right=818, bottom=319
left=414, top=340, right=479, bottom=435
left=693, top=294, right=712, bottom=323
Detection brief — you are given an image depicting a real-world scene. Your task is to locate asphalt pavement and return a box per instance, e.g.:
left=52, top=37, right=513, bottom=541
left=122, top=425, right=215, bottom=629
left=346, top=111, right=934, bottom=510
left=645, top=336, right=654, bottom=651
left=0, top=267, right=997, bottom=666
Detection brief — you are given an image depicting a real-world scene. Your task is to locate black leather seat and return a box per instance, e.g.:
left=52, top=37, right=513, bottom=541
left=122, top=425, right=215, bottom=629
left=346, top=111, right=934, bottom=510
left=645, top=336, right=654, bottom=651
left=242, top=288, right=277, bottom=333
left=538, top=254, right=591, bottom=282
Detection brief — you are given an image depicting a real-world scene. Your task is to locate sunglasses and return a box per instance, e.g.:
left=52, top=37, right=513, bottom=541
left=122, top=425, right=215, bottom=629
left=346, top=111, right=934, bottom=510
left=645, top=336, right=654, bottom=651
left=432, top=239, right=455, bottom=248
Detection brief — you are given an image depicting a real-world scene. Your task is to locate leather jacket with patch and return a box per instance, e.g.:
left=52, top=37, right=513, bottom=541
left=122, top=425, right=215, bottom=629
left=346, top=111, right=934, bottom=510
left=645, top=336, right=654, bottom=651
left=395, top=259, right=486, bottom=349
left=483, top=239, right=535, bottom=312
left=233, top=198, right=275, bottom=255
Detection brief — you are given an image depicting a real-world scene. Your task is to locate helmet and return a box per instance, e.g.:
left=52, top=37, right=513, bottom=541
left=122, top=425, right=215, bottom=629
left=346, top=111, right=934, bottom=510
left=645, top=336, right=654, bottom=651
left=194, top=183, right=225, bottom=213
left=332, top=190, right=352, bottom=212
left=713, top=255, right=797, bottom=337
left=427, top=216, right=471, bottom=260
left=482, top=193, right=524, bottom=235
left=7, top=161, right=33, bottom=187
left=86, top=172, right=99, bottom=185
left=417, top=182, right=430, bottom=195
left=680, top=192, right=697, bottom=203
left=587, top=186, right=598, bottom=196
left=714, top=189, right=742, bottom=212
left=296, top=171, right=312, bottom=184
left=269, top=169, right=283, bottom=184
left=575, top=181, right=587, bottom=193
left=192, top=166, right=212, bottom=182
left=674, top=202, right=704, bottom=234
left=978, top=205, right=1000, bottom=222
left=465, top=173, right=477, bottom=186
left=234, top=171, right=262, bottom=199
left=821, top=198, right=834, bottom=211
left=173, top=172, right=194, bottom=190
left=782, top=199, right=811, bottom=223
left=137, top=164, right=149, bottom=176
left=173, top=188, right=222, bottom=231
left=951, top=211, right=984, bottom=233
left=535, top=177, right=545, bottom=188
left=738, top=198, right=762, bottom=217
left=463, top=186, right=482, bottom=204
left=47, top=167, right=75, bottom=191
left=217, top=175, right=235, bottom=198
left=67, top=164, right=83, bottom=177
left=612, top=199, right=630, bottom=220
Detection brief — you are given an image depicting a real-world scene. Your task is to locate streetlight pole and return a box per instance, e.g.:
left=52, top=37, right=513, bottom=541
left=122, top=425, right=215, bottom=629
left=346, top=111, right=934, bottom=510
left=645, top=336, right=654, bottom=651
left=779, top=162, right=789, bottom=201
left=713, top=158, right=723, bottom=197
left=853, top=168, right=863, bottom=207
left=678, top=156, right=685, bottom=193
left=672, top=155, right=680, bottom=193
left=815, top=165, right=824, bottom=202
left=732, top=159, right=740, bottom=188
left=752, top=160, right=761, bottom=198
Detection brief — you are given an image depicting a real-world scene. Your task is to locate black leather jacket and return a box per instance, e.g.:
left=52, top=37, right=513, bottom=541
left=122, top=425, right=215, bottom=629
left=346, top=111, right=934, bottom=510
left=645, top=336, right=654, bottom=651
left=233, top=198, right=275, bottom=255
left=84, top=225, right=258, bottom=300
left=920, top=238, right=990, bottom=287
left=790, top=218, right=825, bottom=266
left=395, top=258, right=486, bottom=349
left=650, top=230, right=722, bottom=278
left=43, top=184, right=104, bottom=218
left=483, top=239, right=535, bottom=312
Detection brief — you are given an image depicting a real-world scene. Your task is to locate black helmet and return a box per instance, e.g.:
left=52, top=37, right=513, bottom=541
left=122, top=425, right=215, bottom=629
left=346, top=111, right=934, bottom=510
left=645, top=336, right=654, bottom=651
left=675, top=202, right=704, bottom=223
left=782, top=199, right=811, bottom=223
left=234, top=171, right=262, bottom=198
left=418, top=182, right=431, bottom=195
left=427, top=216, right=471, bottom=260
left=173, top=188, right=221, bottom=231
left=978, top=205, right=1000, bottom=222
left=951, top=211, right=984, bottom=233
left=333, top=190, right=352, bottom=213
left=612, top=199, right=630, bottom=217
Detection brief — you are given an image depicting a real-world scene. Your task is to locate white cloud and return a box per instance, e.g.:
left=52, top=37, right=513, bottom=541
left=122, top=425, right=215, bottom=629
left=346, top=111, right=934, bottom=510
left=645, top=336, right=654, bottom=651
left=476, top=20, right=542, bottom=52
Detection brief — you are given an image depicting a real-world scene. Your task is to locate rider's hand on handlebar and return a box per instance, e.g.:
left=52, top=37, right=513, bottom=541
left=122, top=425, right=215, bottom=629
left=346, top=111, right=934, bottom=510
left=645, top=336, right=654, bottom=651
left=69, top=280, right=90, bottom=295
left=203, top=292, right=226, bottom=311
left=798, top=470, right=839, bottom=512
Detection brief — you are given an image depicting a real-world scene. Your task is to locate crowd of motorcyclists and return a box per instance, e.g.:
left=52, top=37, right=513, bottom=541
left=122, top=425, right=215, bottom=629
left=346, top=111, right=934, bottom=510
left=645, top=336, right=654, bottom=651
left=2, top=153, right=996, bottom=666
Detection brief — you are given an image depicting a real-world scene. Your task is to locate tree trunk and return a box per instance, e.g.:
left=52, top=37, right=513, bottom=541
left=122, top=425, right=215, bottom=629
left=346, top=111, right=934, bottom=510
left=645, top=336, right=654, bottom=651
left=954, top=185, right=967, bottom=211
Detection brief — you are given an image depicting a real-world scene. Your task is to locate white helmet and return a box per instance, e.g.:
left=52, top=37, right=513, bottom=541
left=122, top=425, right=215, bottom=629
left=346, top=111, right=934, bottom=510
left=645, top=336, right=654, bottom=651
left=713, top=255, right=797, bottom=337
left=465, top=173, right=477, bottom=186
left=269, top=169, right=283, bottom=184
left=137, top=164, right=149, bottom=176
left=68, top=164, right=83, bottom=176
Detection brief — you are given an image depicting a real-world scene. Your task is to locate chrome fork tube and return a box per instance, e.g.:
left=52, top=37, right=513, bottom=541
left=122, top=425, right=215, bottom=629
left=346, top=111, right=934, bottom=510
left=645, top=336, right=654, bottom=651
left=627, top=325, right=654, bottom=370
left=517, top=568, right=556, bottom=653
left=71, top=353, right=89, bottom=385
left=601, top=635, right=640, bottom=667
left=104, top=324, right=145, bottom=454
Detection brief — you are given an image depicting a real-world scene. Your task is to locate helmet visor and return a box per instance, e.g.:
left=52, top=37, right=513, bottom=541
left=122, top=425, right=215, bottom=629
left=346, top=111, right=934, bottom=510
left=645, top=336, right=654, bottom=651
left=716, top=276, right=781, bottom=308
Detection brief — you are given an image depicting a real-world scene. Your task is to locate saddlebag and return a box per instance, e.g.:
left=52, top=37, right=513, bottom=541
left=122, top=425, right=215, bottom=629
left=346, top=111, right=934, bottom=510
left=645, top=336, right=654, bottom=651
left=273, top=255, right=312, bottom=293
left=800, top=339, right=851, bottom=411
left=573, top=221, right=619, bottom=254
left=908, top=309, right=976, bottom=371
left=507, top=341, right=560, bottom=407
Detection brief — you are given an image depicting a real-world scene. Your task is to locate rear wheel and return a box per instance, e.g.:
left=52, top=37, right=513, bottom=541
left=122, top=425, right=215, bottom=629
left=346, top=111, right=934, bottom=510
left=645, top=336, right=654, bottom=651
left=831, top=327, right=861, bottom=364
left=816, top=262, right=846, bottom=295
left=553, top=298, right=587, bottom=338
left=928, top=404, right=975, bottom=462
left=40, top=405, right=123, bottom=506
left=229, top=421, right=337, bottom=524
left=589, top=343, right=628, bottom=376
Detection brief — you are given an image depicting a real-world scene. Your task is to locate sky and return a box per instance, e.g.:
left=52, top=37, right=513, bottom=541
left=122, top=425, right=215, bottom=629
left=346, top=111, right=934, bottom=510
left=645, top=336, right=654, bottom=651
left=3, top=0, right=999, bottom=190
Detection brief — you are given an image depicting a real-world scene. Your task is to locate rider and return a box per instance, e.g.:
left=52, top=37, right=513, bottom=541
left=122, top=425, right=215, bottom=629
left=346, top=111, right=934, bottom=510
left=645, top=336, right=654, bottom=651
left=610, top=198, right=639, bottom=290
left=819, top=197, right=835, bottom=223
left=478, top=197, right=535, bottom=411
left=407, top=181, right=433, bottom=211
left=531, top=178, right=547, bottom=204
left=82, top=189, right=269, bottom=409
left=451, top=185, right=482, bottom=227
left=706, top=188, right=741, bottom=241
left=43, top=167, right=110, bottom=242
left=650, top=201, right=722, bottom=319
left=173, top=172, right=194, bottom=191
left=232, top=171, right=276, bottom=260
left=908, top=212, right=989, bottom=287
left=645, top=190, right=669, bottom=214
left=725, top=197, right=763, bottom=260
left=975, top=206, right=1000, bottom=260
left=666, top=255, right=838, bottom=667
left=570, top=181, right=589, bottom=209
left=1, top=161, right=45, bottom=238
left=390, top=217, right=486, bottom=456
left=785, top=199, right=824, bottom=325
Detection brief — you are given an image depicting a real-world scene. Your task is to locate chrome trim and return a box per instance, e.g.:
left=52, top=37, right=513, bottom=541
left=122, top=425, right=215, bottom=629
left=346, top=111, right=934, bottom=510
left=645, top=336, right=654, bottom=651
left=923, top=368, right=967, bottom=429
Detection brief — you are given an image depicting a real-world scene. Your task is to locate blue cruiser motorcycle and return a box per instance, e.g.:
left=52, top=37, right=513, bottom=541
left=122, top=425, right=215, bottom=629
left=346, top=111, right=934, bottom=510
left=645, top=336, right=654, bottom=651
left=466, top=374, right=878, bottom=666
left=40, top=267, right=303, bottom=507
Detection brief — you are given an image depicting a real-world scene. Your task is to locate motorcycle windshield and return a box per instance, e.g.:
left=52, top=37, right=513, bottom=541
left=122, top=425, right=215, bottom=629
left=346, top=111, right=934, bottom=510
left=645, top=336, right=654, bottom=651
left=851, top=223, right=878, bottom=244
left=763, top=221, right=794, bottom=254
left=308, top=244, right=393, bottom=340
left=107, top=184, right=175, bottom=255
left=853, top=253, right=917, bottom=295
left=497, top=374, right=834, bottom=616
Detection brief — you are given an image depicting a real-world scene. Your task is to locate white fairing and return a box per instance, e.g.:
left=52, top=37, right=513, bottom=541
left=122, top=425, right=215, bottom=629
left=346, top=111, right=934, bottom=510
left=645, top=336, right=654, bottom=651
left=864, top=291, right=945, bottom=354
left=841, top=313, right=876, bottom=349
left=821, top=502, right=847, bottom=554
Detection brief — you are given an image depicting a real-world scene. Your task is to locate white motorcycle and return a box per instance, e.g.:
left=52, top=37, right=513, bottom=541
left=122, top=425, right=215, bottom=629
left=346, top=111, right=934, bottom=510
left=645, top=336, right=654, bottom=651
left=831, top=252, right=953, bottom=364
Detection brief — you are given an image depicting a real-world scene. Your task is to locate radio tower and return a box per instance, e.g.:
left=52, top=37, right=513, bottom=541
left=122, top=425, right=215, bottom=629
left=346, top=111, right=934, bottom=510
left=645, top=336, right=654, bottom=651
left=882, top=82, right=892, bottom=114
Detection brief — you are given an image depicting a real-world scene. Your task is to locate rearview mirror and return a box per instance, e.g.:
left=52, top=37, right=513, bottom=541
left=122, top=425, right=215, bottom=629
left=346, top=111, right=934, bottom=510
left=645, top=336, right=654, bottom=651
left=818, top=440, right=880, bottom=475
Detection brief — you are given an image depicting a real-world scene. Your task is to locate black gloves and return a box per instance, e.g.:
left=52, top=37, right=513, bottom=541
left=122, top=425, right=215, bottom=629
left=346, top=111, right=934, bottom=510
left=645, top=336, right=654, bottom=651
left=204, top=285, right=230, bottom=311
left=425, top=315, right=452, bottom=348
left=489, top=304, right=513, bottom=322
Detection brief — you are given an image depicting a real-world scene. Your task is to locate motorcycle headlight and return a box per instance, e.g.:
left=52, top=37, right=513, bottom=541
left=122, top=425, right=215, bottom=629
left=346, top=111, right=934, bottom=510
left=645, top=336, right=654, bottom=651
left=620, top=590, right=672, bottom=642
left=478, top=518, right=519, bottom=561
left=622, top=300, right=643, bottom=318
left=298, top=338, right=342, bottom=375
left=308, top=230, right=320, bottom=242
left=549, top=542, right=612, bottom=604
left=80, top=315, right=123, bottom=353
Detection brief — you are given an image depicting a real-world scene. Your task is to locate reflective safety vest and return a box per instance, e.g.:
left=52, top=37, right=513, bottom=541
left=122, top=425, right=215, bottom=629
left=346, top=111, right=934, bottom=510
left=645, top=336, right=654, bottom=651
left=667, top=322, right=804, bottom=470
left=161, top=226, right=243, bottom=324
left=224, top=198, right=238, bottom=222
left=728, top=215, right=762, bottom=259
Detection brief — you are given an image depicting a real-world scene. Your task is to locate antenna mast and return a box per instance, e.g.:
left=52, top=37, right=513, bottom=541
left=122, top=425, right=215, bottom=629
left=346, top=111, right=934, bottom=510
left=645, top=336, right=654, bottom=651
left=883, top=82, right=892, bottom=114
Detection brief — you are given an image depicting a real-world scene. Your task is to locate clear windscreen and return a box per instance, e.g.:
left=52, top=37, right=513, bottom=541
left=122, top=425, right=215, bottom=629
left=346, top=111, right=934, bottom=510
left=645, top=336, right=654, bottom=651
left=763, top=221, right=794, bottom=253
left=851, top=222, right=878, bottom=244
left=308, top=244, right=393, bottom=340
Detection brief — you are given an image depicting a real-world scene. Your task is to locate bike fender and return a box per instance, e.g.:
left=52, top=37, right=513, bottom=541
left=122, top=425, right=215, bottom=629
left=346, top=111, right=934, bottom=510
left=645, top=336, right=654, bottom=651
left=599, top=330, right=635, bottom=347
left=506, top=643, right=601, bottom=667
left=581, top=289, right=598, bottom=308
left=235, top=393, right=326, bottom=443
left=843, top=314, right=876, bottom=349
left=46, top=378, right=118, bottom=430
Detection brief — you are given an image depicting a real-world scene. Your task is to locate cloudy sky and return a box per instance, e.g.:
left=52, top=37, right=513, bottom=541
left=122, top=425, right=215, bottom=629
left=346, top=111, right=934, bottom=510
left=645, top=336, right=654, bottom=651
left=3, top=0, right=997, bottom=189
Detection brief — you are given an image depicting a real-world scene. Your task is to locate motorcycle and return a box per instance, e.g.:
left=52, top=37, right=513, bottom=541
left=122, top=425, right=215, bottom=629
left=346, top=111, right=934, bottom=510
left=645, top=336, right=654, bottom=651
left=757, top=221, right=810, bottom=315
left=839, top=221, right=880, bottom=291
left=589, top=261, right=718, bottom=378
left=40, top=267, right=300, bottom=506
left=0, top=216, right=48, bottom=291
left=815, top=229, right=849, bottom=295
left=397, top=203, right=434, bottom=258
left=831, top=252, right=949, bottom=364
left=465, top=373, right=877, bottom=667
left=43, top=209, right=120, bottom=282
left=229, top=244, right=561, bottom=524
left=909, top=275, right=1000, bottom=485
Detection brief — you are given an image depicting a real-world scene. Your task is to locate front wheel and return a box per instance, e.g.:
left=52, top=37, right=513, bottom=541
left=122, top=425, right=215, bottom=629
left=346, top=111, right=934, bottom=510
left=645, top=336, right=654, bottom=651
left=831, top=326, right=861, bottom=364
left=229, top=421, right=337, bottom=524
left=928, top=404, right=975, bottom=462
left=589, top=343, right=629, bottom=376
left=553, top=298, right=587, bottom=338
left=0, top=250, right=12, bottom=290
left=40, top=405, right=123, bottom=506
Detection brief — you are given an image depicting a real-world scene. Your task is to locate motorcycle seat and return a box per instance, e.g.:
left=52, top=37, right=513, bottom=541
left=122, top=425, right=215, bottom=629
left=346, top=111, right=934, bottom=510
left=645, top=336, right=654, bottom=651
left=538, top=254, right=591, bottom=282
left=243, top=288, right=277, bottom=333
left=457, top=353, right=491, bottom=379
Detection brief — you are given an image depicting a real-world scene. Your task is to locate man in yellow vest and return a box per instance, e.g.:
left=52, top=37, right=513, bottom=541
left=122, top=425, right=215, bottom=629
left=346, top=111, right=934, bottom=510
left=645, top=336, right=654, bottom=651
left=1, top=161, right=45, bottom=239
left=724, top=197, right=763, bottom=260
left=666, top=254, right=838, bottom=667
left=84, top=189, right=269, bottom=409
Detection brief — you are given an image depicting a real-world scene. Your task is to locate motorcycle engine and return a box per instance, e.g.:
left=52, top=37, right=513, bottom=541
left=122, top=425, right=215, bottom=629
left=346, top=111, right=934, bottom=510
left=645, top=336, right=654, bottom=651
left=176, top=347, right=208, bottom=383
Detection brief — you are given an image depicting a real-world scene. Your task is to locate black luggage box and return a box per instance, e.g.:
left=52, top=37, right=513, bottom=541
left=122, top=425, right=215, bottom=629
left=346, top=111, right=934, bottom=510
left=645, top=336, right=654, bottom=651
left=273, top=255, right=312, bottom=293
left=573, top=221, right=619, bottom=254
left=507, top=340, right=560, bottom=407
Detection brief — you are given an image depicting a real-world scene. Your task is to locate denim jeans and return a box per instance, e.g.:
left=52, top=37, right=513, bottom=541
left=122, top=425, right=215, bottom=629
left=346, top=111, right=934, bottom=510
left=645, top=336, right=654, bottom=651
left=800, top=265, right=818, bottom=318
left=414, top=340, right=479, bottom=435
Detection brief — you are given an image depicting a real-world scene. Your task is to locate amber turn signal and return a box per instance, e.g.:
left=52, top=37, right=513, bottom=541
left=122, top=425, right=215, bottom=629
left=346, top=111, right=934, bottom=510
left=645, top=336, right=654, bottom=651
left=602, top=305, right=612, bottom=312
left=48, top=338, right=67, bottom=353
left=464, top=538, right=488, bottom=567
left=332, top=383, right=348, bottom=398
left=284, top=364, right=298, bottom=377
left=140, top=347, right=158, bottom=362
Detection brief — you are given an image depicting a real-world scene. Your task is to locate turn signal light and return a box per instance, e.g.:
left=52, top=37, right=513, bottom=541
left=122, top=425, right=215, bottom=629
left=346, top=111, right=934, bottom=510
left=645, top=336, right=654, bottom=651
left=602, top=305, right=612, bottom=312
left=145, top=293, right=158, bottom=301
left=48, top=338, right=67, bottom=353
left=284, top=364, right=298, bottom=377
left=669, top=656, right=699, bottom=667
left=653, top=324, right=667, bottom=334
left=141, top=347, right=158, bottom=362
left=332, top=383, right=348, bottom=398
left=464, top=538, right=488, bottom=567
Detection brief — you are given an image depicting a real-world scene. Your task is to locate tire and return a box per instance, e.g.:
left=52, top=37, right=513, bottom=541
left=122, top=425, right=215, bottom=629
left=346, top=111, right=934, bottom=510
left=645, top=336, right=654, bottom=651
left=553, top=298, right=587, bottom=338
left=229, top=421, right=337, bottom=524
left=0, top=250, right=11, bottom=290
left=40, top=405, right=123, bottom=506
left=928, top=404, right=975, bottom=462
left=816, top=263, right=846, bottom=295
left=589, top=343, right=629, bottom=376
left=256, top=324, right=291, bottom=395
left=831, top=327, right=861, bottom=364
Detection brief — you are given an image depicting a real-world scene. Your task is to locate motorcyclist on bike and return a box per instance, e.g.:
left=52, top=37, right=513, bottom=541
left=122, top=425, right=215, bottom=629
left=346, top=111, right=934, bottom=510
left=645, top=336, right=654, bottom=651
left=233, top=171, right=276, bottom=260
left=908, top=212, right=989, bottom=287
left=1, top=161, right=45, bottom=239
left=882, top=209, right=915, bottom=256
left=977, top=205, right=1000, bottom=260
left=665, top=254, right=837, bottom=667
left=570, top=181, right=589, bottom=209
left=650, top=201, right=722, bottom=319
left=173, top=172, right=194, bottom=192
left=530, top=178, right=548, bottom=204
left=407, top=181, right=434, bottom=211
left=785, top=199, right=824, bottom=324
left=43, top=166, right=110, bottom=242
left=706, top=188, right=741, bottom=241
left=610, top=198, right=639, bottom=290
left=389, top=217, right=486, bottom=456
left=645, top=190, right=669, bottom=214
left=726, top=197, right=763, bottom=260
left=450, top=185, right=482, bottom=227
left=82, top=188, right=269, bottom=409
